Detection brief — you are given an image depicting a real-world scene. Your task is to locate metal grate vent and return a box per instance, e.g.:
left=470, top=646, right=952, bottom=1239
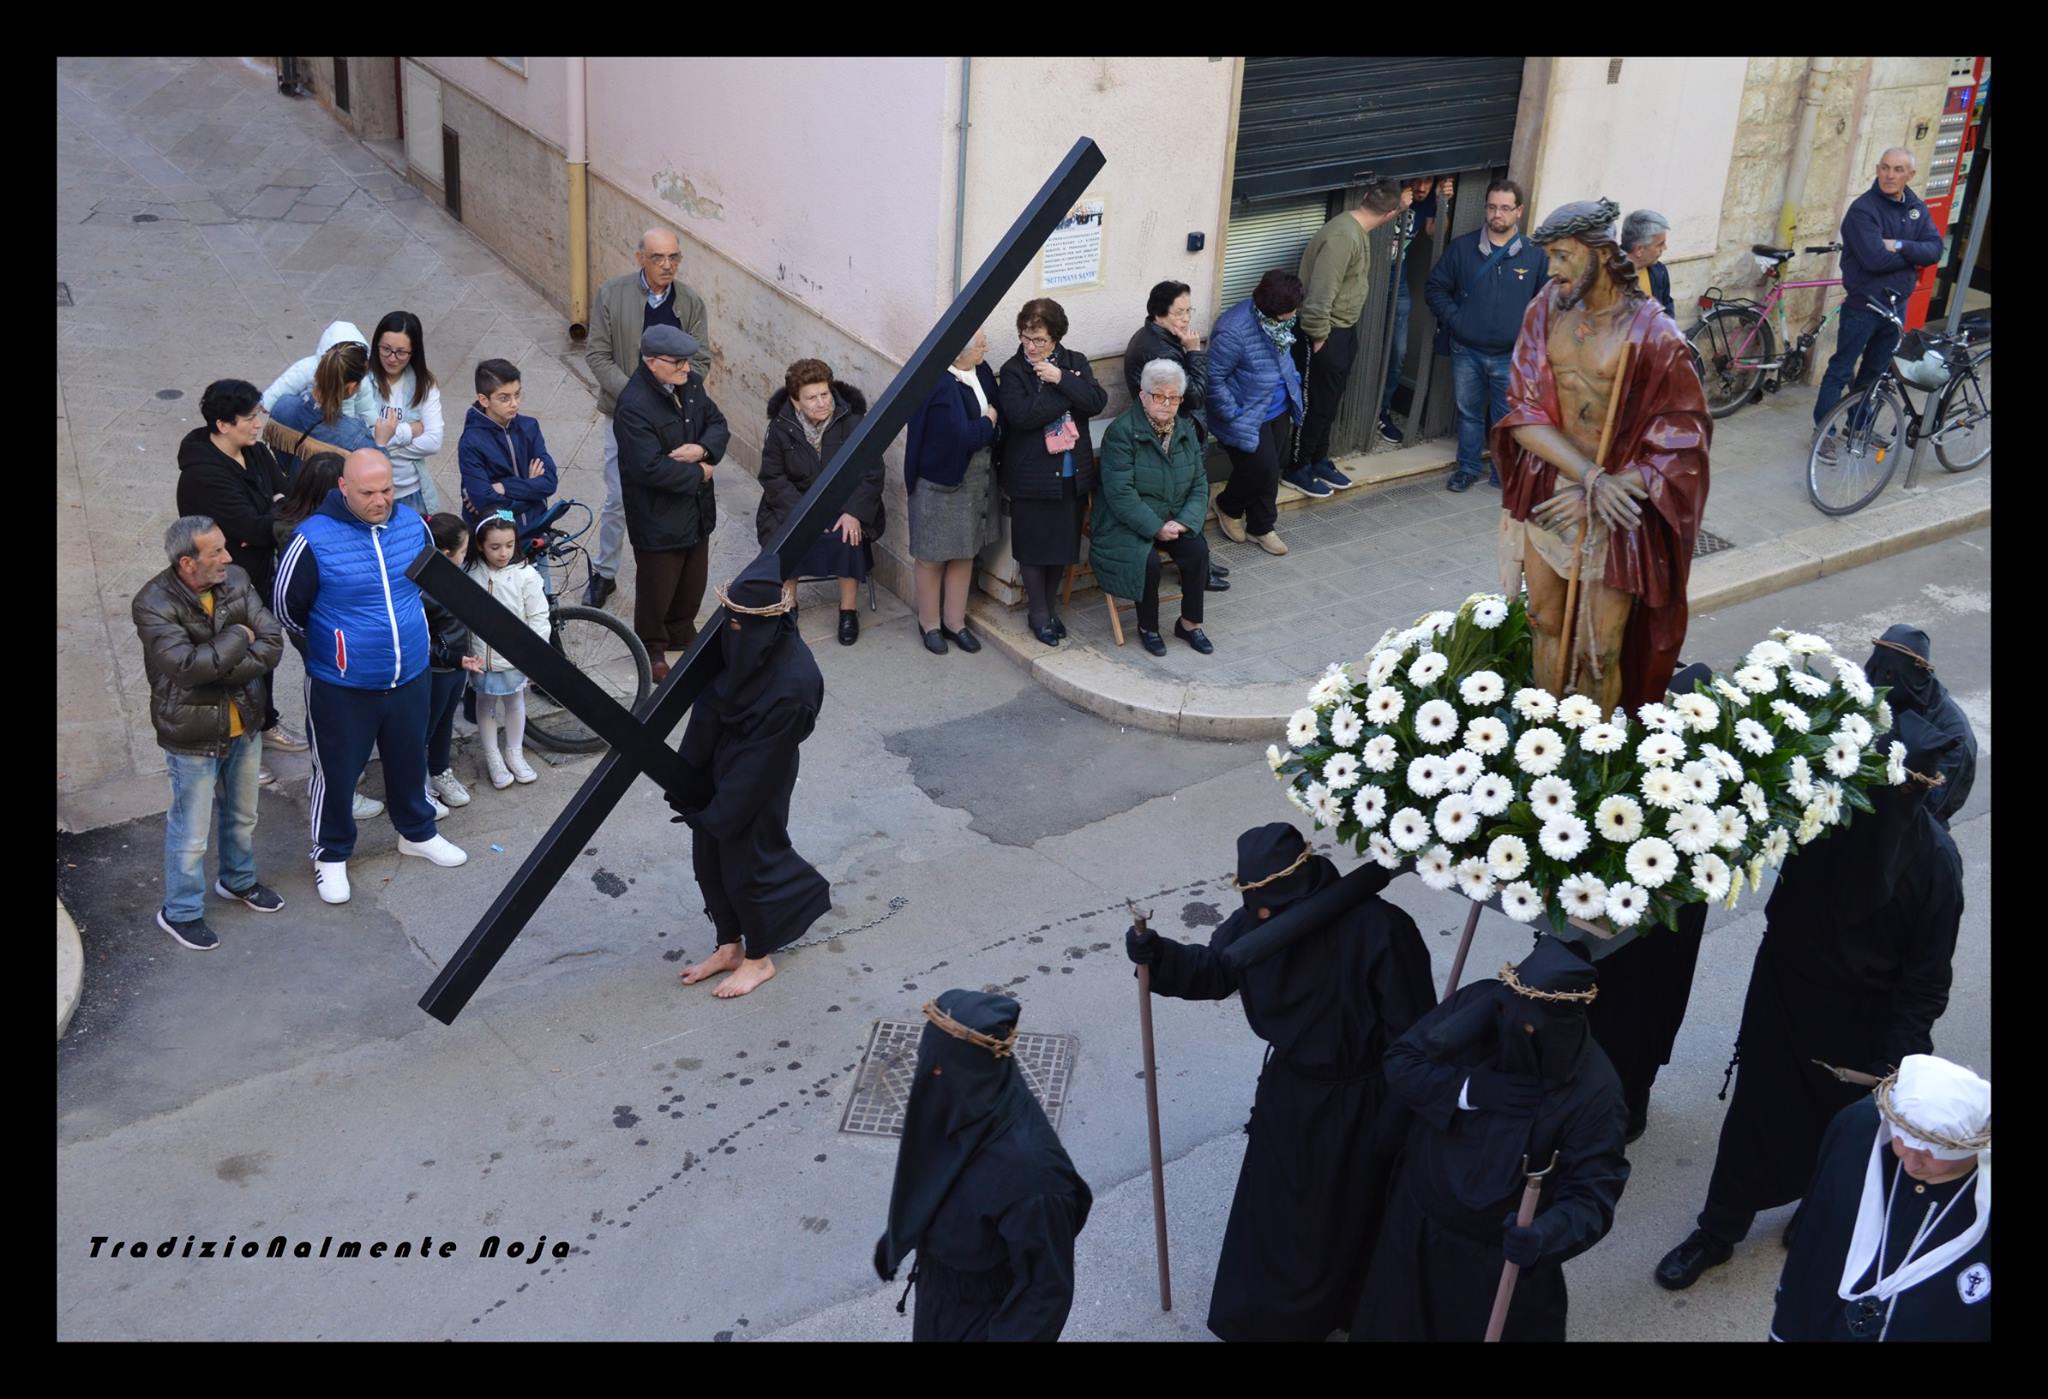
left=840, top=1019, right=1074, bottom=1138
left=1694, top=528, right=1736, bottom=558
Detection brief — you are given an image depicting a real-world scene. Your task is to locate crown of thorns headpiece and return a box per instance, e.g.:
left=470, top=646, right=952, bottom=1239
left=1232, top=843, right=1314, bottom=892
left=714, top=583, right=795, bottom=617
left=1873, top=1069, right=1991, bottom=1154
left=921, top=1000, right=1019, bottom=1058
left=1531, top=198, right=1622, bottom=246
left=1499, top=962, right=1599, bottom=1003
left=1872, top=636, right=1936, bottom=671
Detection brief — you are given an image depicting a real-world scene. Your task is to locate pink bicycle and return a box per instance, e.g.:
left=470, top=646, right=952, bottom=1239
left=1686, top=242, right=1846, bottom=419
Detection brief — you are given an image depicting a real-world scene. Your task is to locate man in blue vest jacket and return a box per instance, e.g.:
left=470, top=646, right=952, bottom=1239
left=274, top=449, right=468, bottom=904
left=1815, top=148, right=1943, bottom=457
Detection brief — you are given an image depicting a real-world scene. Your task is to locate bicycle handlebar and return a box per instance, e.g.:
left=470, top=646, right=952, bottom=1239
left=1804, top=243, right=1843, bottom=255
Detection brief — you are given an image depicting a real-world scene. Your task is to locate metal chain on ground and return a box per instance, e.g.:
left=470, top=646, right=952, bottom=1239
left=781, top=895, right=910, bottom=954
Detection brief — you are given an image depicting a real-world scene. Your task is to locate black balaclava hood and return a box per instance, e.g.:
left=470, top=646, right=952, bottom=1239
left=1865, top=624, right=1939, bottom=716
left=1234, top=823, right=1330, bottom=916
left=877, top=990, right=1038, bottom=1279
left=1497, top=934, right=1598, bottom=1088
left=714, top=553, right=796, bottom=723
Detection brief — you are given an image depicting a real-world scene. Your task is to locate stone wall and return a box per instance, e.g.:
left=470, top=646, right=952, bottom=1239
left=435, top=79, right=570, bottom=312
left=295, top=58, right=399, bottom=142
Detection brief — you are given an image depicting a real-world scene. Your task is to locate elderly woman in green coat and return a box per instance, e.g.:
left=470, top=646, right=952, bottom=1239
left=1090, top=360, right=1220, bottom=657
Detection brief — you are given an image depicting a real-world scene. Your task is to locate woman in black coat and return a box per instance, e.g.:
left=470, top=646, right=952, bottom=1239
left=755, top=358, right=877, bottom=647
left=1122, top=279, right=1208, bottom=440
left=995, top=298, right=1107, bottom=647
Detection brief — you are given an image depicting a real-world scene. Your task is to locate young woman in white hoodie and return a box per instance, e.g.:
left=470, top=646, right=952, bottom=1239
left=367, top=310, right=447, bottom=515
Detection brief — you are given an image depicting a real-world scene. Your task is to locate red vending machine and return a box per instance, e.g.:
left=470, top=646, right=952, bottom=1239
left=1905, top=56, right=1989, bottom=331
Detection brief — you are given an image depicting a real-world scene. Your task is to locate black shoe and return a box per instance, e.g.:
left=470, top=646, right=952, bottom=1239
left=1654, top=1230, right=1735, bottom=1290
left=1203, top=573, right=1231, bottom=592
left=1782, top=1211, right=1802, bottom=1250
left=583, top=574, right=616, bottom=608
left=1137, top=628, right=1167, bottom=657
left=941, top=624, right=981, bottom=654
left=1050, top=615, right=1068, bottom=640
left=1031, top=621, right=1061, bottom=648
left=157, top=907, right=219, bottom=951
left=1209, top=561, right=1230, bottom=579
left=1446, top=473, right=1476, bottom=493
left=1624, top=1114, right=1648, bottom=1146
left=1174, top=622, right=1214, bottom=655
left=1377, top=412, right=1406, bottom=446
left=214, top=879, right=284, bottom=913
left=838, top=610, right=859, bottom=646
left=922, top=628, right=948, bottom=655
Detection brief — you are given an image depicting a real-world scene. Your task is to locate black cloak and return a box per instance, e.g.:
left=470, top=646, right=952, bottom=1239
left=673, top=554, right=830, bottom=957
left=1138, top=823, right=1437, bottom=1341
left=1864, top=624, right=1977, bottom=825
left=1699, top=712, right=1965, bottom=1225
left=1771, top=1097, right=1990, bottom=1342
left=875, top=990, right=1093, bottom=1342
left=1354, top=936, right=1630, bottom=1342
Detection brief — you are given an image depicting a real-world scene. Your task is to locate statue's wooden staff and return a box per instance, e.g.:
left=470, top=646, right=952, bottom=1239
left=1485, top=1150, right=1561, bottom=1343
left=1128, top=900, right=1172, bottom=1311
left=1554, top=341, right=1633, bottom=699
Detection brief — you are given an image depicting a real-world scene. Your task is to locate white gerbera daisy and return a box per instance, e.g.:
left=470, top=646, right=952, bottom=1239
left=1528, top=775, right=1576, bottom=821
left=1640, top=767, right=1687, bottom=810
left=1785, top=668, right=1832, bottom=699
left=1307, top=674, right=1346, bottom=708
left=1835, top=713, right=1874, bottom=749
left=1364, top=686, right=1405, bottom=725
left=1367, top=831, right=1401, bottom=869
left=1716, top=806, right=1749, bottom=851
left=1745, top=639, right=1793, bottom=670
left=1823, top=740, right=1860, bottom=778
left=1762, top=826, right=1791, bottom=866
left=1458, top=670, right=1506, bottom=707
left=1463, top=716, right=1510, bottom=756
left=1886, top=741, right=1907, bottom=786
left=1487, top=834, right=1531, bottom=882
left=1397, top=626, right=1433, bottom=650
left=1876, top=699, right=1894, bottom=732
left=1286, top=783, right=1313, bottom=814
left=1596, top=794, right=1646, bottom=843
left=1559, top=873, right=1608, bottom=919
left=1353, top=784, right=1388, bottom=828
left=1414, top=699, right=1461, bottom=746
left=1456, top=858, right=1497, bottom=903
left=1671, top=693, right=1720, bottom=732
left=1469, top=773, right=1515, bottom=817
left=1512, top=688, right=1558, bottom=722
left=1500, top=881, right=1544, bottom=923
left=1361, top=734, right=1399, bottom=773
left=1796, top=806, right=1826, bottom=844
left=1266, top=743, right=1286, bottom=772
left=1328, top=704, right=1364, bottom=750
left=1406, top=755, right=1448, bottom=798
left=1472, top=595, right=1509, bottom=629
left=1442, top=748, right=1483, bottom=792
left=1740, top=782, right=1769, bottom=823
left=1556, top=694, right=1601, bottom=730
left=1747, top=855, right=1766, bottom=893
left=1424, top=610, right=1458, bottom=636
left=1829, top=655, right=1868, bottom=687
left=1322, top=751, right=1362, bottom=791
left=1636, top=701, right=1679, bottom=733
left=1667, top=803, right=1720, bottom=855
left=1701, top=743, right=1746, bottom=782
left=1680, top=760, right=1722, bottom=805
left=1733, top=665, right=1779, bottom=696
left=1625, top=836, right=1679, bottom=888
left=1817, top=782, right=1844, bottom=824
left=1785, top=632, right=1831, bottom=656
left=1539, top=814, right=1592, bottom=862
left=1846, top=674, right=1877, bottom=712
left=1636, top=732, right=1686, bottom=768
left=1581, top=722, right=1626, bottom=755
left=1287, top=708, right=1320, bottom=749
left=1417, top=844, right=1457, bottom=891
left=1734, top=718, right=1775, bottom=756
left=1310, top=786, right=1340, bottom=826
left=1769, top=699, right=1811, bottom=733
left=1408, top=652, right=1449, bottom=687
left=1690, top=853, right=1732, bottom=900
left=1786, top=755, right=1814, bottom=802
left=1604, top=881, right=1647, bottom=928
left=1711, top=677, right=1750, bottom=706
left=1434, top=794, right=1479, bottom=845
left=1365, top=649, right=1403, bottom=687
left=1514, top=727, right=1565, bottom=776
left=1389, top=807, right=1429, bottom=851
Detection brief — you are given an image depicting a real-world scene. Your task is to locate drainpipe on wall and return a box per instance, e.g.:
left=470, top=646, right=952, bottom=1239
left=1776, top=57, right=1836, bottom=253
left=566, top=57, right=590, bottom=340
left=951, top=57, right=972, bottom=296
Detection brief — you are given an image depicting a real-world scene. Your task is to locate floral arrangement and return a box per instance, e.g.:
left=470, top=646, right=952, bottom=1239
left=1269, top=593, right=1906, bottom=937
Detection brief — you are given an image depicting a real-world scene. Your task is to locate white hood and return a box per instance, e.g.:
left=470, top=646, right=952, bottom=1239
left=316, top=320, right=370, bottom=354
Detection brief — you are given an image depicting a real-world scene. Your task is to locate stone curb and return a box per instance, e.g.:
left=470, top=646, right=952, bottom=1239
left=58, top=896, right=84, bottom=1041
left=975, top=474, right=1990, bottom=742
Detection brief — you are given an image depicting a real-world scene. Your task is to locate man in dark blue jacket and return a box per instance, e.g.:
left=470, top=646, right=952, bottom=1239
left=1815, top=148, right=1943, bottom=446
left=1425, top=179, right=1550, bottom=492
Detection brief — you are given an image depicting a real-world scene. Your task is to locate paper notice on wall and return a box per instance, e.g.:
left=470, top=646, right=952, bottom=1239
left=1041, top=197, right=1106, bottom=291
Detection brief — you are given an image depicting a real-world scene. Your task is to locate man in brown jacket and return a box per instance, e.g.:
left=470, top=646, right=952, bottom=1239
left=132, top=516, right=287, bottom=950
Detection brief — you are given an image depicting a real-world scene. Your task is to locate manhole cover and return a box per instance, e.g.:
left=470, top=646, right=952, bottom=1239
left=840, top=1019, right=1075, bottom=1138
left=56, top=282, right=72, bottom=307
left=1694, top=528, right=1736, bottom=558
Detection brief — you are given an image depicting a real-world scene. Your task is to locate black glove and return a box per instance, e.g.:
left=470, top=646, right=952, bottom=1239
left=873, top=1235, right=895, bottom=1282
left=1501, top=1213, right=1544, bottom=1268
left=1467, top=1067, right=1543, bottom=1115
left=1125, top=923, right=1163, bottom=966
left=666, top=790, right=702, bottom=828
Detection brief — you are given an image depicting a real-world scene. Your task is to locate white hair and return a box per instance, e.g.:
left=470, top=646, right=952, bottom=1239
left=1139, top=359, right=1187, bottom=396
left=1621, top=208, right=1670, bottom=253
left=1879, top=145, right=1918, bottom=172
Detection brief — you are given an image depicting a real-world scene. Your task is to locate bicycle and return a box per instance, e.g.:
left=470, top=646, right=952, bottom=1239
left=502, top=499, right=654, bottom=753
left=1686, top=242, right=1848, bottom=419
left=1805, top=301, right=1991, bottom=517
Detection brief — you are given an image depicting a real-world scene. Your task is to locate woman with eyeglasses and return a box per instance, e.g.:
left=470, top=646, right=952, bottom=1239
left=995, top=298, right=1107, bottom=647
left=368, top=311, right=445, bottom=516
left=1123, top=281, right=1209, bottom=442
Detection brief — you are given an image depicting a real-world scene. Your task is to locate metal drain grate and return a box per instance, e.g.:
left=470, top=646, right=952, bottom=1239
left=1694, top=528, right=1737, bottom=558
left=840, top=1019, right=1075, bottom=1138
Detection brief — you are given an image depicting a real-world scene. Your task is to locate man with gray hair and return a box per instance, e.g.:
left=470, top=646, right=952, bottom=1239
left=1622, top=208, right=1675, bottom=318
left=133, top=516, right=287, bottom=949
left=584, top=226, right=712, bottom=608
left=1089, top=358, right=1216, bottom=656
left=1815, top=147, right=1942, bottom=457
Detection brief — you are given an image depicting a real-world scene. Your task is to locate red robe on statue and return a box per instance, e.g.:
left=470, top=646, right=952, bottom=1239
left=1491, top=293, right=1712, bottom=711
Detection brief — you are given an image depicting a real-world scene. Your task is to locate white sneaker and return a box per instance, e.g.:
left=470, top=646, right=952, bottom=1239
left=484, top=745, right=514, bottom=790
left=506, top=748, right=538, bottom=784
left=352, top=791, right=385, bottom=820
left=398, top=833, right=469, bottom=867
left=425, top=787, right=451, bottom=820
left=431, top=769, right=472, bottom=807
left=257, top=765, right=277, bottom=788
left=314, top=859, right=352, bottom=904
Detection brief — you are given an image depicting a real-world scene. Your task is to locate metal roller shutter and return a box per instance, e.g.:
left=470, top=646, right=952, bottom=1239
left=1219, top=196, right=1330, bottom=312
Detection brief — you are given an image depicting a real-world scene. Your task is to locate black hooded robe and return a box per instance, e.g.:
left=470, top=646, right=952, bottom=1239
left=1354, top=971, right=1631, bottom=1342
left=1865, top=625, right=1978, bottom=826
left=1144, top=857, right=1437, bottom=1341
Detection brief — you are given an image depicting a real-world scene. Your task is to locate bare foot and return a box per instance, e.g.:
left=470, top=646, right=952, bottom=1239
left=679, top=942, right=744, bottom=985
left=713, top=956, right=777, bottom=999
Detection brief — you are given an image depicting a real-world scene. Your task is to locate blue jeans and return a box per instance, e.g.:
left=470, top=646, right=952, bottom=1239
left=162, top=733, right=264, bottom=921
left=1451, top=343, right=1513, bottom=481
left=393, top=467, right=442, bottom=518
left=1380, top=274, right=1413, bottom=416
left=1813, top=302, right=1902, bottom=427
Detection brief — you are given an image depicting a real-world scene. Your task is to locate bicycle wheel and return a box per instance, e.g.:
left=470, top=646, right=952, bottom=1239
left=1935, top=343, right=1991, bottom=472
left=524, top=605, right=652, bottom=754
left=1686, top=308, right=1772, bottom=419
left=1807, top=386, right=1907, bottom=516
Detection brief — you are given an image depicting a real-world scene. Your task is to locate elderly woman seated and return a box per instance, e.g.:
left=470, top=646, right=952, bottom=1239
left=1088, top=359, right=1219, bottom=657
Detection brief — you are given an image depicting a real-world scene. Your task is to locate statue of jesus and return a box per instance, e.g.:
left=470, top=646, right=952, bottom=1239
left=1493, top=199, right=1712, bottom=713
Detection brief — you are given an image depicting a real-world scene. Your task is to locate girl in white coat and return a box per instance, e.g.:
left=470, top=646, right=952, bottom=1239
left=466, top=517, right=551, bottom=788
left=368, top=310, right=446, bottom=516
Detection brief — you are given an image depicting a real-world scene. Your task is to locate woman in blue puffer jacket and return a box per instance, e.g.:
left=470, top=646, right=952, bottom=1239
left=1206, top=270, right=1305, bottom=556
left=270, top=340, right=399, bottom=460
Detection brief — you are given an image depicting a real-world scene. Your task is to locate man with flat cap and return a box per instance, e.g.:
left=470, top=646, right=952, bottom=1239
left=1865, top=624, right=1977, bottom=825
left=1772, top=1053, right=1990, bottom=1342
left=1355, top=934, right=1630, bottom=1342
left=617, top=321, right=730, bottom=683
left=668, top=555, right=829, bottom=998
left=1125, top=823, right=1437, bottom=1341
left=875, top=990, right=1093, bottom=1341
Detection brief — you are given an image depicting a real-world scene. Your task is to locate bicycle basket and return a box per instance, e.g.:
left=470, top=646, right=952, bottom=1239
left=1892, top=330, right=1957, bottom=391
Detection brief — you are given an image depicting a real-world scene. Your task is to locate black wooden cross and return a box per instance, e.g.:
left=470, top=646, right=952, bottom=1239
left=406, top=139, right=1107, bottom=1024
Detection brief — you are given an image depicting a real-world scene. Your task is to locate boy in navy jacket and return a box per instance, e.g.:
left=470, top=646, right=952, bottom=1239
left=459, top=358, right=560, bottom=533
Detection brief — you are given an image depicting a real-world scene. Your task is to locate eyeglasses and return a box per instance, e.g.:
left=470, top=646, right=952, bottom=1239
left=1020, top=334, right=1054, bottom=348
left=1485, top=203, right=1520, bottom=214
left=1145, top=391, right=1184, bottom=405
left=643, top=252, right=682, bottom=266
left=378, top=345, right=412, bottom=360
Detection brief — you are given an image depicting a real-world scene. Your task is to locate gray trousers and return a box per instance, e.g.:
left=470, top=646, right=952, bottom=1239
left=596, top=416, right=626, bottom=579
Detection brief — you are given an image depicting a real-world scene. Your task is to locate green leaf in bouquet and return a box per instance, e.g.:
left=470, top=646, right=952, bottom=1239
left=1844, top=785, right=1876, bottom=815
left=1503, top=802, right=1541, bottom=834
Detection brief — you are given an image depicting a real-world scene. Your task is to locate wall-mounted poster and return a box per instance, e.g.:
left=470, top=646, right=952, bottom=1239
left=1042, top=197, right=1106, bottom=291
